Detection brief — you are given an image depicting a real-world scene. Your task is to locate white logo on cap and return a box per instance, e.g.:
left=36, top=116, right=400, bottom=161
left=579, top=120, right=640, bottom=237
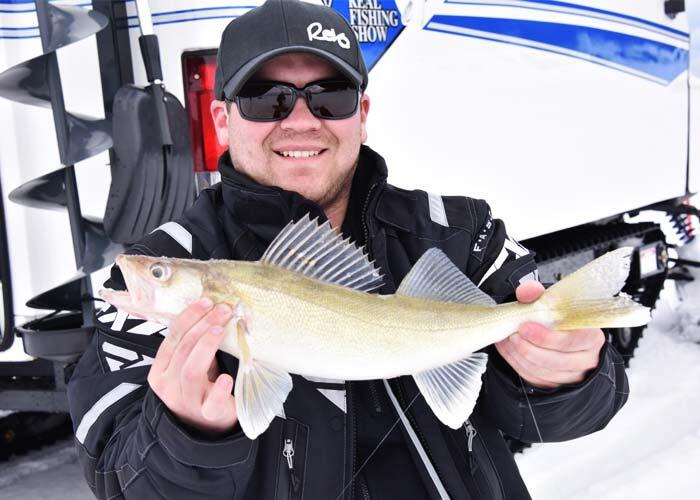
left=307, top=22, right=350, bottom=49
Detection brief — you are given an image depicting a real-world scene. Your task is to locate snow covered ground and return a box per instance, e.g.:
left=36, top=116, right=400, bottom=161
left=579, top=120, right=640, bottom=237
left=1, top=245, right=700, bottom=499
left=0, top=439, right=93, bottom=500
left=517, top=240, right=700, bottom=500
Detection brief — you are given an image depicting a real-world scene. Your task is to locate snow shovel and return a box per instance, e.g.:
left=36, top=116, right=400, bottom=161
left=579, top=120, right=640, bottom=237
left=106, top=0, right=195, bottom=244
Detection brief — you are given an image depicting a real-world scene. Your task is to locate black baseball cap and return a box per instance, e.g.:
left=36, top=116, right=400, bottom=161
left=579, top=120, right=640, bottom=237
left=214, top=0, right=369, bottom=101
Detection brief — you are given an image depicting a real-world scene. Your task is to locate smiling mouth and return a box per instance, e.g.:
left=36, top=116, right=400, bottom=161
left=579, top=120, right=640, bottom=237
left=274, top=149, right=327, bottom=159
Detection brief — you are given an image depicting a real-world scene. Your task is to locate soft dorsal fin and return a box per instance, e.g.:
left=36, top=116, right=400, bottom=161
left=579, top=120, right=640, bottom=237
left=397, top=248, right=496, bottom=306
left=261, top=214, right=384, bottom=292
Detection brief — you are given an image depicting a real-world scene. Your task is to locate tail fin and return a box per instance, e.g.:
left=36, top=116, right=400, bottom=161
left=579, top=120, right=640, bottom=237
left=542, top=247, right=651, bottom=330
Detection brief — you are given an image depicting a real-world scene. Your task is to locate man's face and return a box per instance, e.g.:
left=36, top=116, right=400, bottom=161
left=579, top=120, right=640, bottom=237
left=211, top=53, right=370, bottom=208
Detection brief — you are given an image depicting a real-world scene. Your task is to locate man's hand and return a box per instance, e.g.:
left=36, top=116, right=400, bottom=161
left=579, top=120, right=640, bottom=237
left=147, top=297, right=239, bottom=435
left=495, top=281, right=606, bottom=389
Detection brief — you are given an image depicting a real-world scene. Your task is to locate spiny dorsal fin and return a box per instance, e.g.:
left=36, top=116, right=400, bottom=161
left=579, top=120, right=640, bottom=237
left=260, top=214, right=384, bottom=292
left=397, top=248, right=496, bottom=306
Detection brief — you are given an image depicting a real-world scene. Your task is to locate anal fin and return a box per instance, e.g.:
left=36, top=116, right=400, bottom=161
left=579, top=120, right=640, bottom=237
left=413, top=352, right=488, bottom=429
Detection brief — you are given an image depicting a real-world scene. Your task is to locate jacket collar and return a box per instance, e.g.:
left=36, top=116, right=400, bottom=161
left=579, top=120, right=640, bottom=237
left=218, top=144, right=389, bottom=246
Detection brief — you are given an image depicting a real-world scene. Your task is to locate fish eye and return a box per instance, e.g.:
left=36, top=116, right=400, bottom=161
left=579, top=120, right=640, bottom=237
left=150, top=263, right=171, bottom=281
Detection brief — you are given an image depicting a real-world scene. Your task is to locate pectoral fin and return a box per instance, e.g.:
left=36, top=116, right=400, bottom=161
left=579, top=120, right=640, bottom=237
left=234, top=358, right=293, bottom=440
left=413, top=352, right=488, bottom=429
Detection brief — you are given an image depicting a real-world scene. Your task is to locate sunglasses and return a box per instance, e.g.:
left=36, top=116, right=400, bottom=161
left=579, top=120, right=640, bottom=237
left=231, top=79, right=360, bottom=122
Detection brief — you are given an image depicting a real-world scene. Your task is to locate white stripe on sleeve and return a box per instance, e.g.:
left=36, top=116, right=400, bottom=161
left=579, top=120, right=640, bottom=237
left=151, top=221, right=193, bottom=254
left=427, top=192, right=449, bottom=227
left=76, top=383, right=142, bottom=444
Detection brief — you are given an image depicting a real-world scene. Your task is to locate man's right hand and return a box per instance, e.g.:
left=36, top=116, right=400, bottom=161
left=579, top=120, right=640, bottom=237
left=147, top=297, right=239, bottom=435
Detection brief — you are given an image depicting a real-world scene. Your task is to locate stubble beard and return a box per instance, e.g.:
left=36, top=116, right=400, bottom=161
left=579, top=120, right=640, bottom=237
left=315, top=158, right=358, bottom=217
left=231, top=129, right=360, bottom=217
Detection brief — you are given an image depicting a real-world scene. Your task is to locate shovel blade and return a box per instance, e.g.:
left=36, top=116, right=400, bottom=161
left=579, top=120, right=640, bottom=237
left=107, top=85, right=195, bottom=244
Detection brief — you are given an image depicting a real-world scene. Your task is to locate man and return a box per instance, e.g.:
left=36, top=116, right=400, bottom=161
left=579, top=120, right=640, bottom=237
left=68, top=1, right=628, bottom=499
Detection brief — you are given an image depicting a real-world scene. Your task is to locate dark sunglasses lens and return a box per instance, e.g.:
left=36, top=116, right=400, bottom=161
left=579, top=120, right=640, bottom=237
left=307, top=81, right=358, bottom=119
left=237, top=83, right=294, bottom=120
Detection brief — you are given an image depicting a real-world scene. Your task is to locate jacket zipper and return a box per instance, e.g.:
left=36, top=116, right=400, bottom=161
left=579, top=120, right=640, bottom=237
left=283, top=438, right=295, bottom=469
left=474, top=428, right=506, bottom=500
left=360, top=182, right=380, bottom=251
left=281, top=428, right=301, bottom=497
left=368, top=380, right=383, bottom=414
left=349, top=381, right=357, bottom=500
left=360, top=179, right=388, bottom=417
left=359, top=475, right=372, bottom=500
left=348, top=182, right=381, bottom=500
left=463, top=420, right=477, bottom=473
left=360, top=180, right=448, bottom=498
left=463, top=420, right=506, bottom=500
left=364, top=177, right=447, bottom=496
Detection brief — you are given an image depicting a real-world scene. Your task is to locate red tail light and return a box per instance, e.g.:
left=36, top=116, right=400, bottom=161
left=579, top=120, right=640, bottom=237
left=182, top=50, right=226, bottom=174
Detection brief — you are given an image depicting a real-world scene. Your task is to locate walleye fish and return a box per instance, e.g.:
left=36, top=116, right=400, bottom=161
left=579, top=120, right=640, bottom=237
left=101, top=214, right=650, bottom=439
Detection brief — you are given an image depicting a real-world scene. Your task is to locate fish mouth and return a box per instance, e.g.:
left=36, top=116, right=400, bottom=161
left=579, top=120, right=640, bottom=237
left=99, top=255, right=156, bottom=314
left=99, top=288, right=137, bottom=313
left=98, top=288, right=150, bottom=320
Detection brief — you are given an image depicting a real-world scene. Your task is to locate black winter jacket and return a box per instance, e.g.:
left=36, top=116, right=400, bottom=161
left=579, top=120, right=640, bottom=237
left=68, top=145, right=629, bottom=500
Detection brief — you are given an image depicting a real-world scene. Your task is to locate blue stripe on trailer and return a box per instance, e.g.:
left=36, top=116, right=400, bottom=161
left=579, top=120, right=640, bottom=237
left=134, top=5, right=255, bottom=18
left=0, top=4, right=250, bottom=36
left=425, top=15, right=689, bottom=85
left=0, top=6, right=34, bottom=12
left=127, top=14, right=242, bottom=29
left=0, top=34, right=38, bottom=39
left=445, top=0, right=689, bottom=40
left=0, top=0, right=132, bottom=3
left=0, top=25, right=38, bottom=30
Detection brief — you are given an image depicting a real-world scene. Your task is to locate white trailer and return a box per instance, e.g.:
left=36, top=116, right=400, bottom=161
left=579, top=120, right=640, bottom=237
left=0, top=0, right=697, bottom=448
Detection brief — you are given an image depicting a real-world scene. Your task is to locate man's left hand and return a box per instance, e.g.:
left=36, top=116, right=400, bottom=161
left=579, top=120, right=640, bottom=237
left=495, top=281, right=606, bottom=390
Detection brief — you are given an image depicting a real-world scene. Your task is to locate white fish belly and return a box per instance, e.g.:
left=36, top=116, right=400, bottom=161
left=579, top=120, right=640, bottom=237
left=241, top=290, right=540, bottom=380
